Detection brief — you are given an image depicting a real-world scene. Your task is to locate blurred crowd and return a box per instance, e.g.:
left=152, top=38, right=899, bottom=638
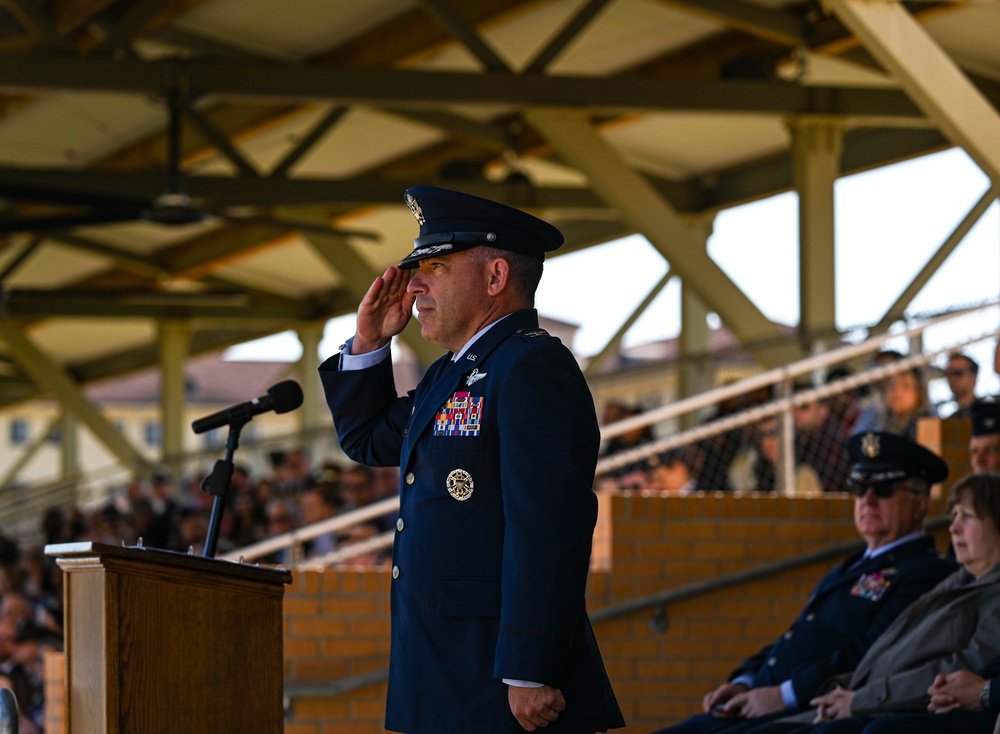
left=0, top=447, right=400, bottom=731
left=599, top=349, right=998, bottom=494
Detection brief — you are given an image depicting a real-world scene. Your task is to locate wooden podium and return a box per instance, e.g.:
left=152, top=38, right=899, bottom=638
left=46, top=542, right=291, bottom=734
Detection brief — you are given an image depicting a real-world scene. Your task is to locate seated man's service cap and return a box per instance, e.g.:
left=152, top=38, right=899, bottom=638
left=397, top=186, right=563, bottom=269
left=847, top=431, right=948, bottom=486
left=971, top=400, right=1000, bottom=437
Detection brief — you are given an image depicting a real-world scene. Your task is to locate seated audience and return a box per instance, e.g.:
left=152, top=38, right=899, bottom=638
left=853, top=368, right=935, bottom=442
left=792, top=388, right=851, bottom=492
left=301, top=480, right=344, bottom=559
left=650, top=432, right=956, bottom=734
left=647, top=447, right=701, bottom=494
left=942, top=352, right=980, bottom=419
left=735, top=472, right=1000, bottom=734
left=729, top=418, right=822, bottom=495
left=971, top=401, right=1000, bottom=473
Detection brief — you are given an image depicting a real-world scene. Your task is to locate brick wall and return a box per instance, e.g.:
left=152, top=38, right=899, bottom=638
left=45, top=491, right=955, bottom=734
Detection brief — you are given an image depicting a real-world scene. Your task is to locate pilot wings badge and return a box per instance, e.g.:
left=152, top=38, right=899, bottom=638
left=466, top=368, right=487, bottom=387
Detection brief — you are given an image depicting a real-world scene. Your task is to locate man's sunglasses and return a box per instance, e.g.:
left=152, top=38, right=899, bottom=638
left=845, top=480, right=920, bottom=498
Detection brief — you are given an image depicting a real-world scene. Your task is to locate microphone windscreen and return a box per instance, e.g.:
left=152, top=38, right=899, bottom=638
left=268, top=380, right=304, bottom=414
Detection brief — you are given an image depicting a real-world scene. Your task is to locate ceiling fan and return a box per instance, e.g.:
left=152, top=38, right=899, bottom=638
left=0, top=94, right=380, bottom=241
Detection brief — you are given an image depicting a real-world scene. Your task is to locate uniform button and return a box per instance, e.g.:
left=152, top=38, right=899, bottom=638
left=767, top=657, right=777, bottom=667
left=392, top=565, right=400, bottom=579
left=806, top=613, right=815, bottom=622
left=783, top=631, right=794, bottom=640
left=396, top=517, right=405, bottom=532
left=405, top=472, right=415, bottom=485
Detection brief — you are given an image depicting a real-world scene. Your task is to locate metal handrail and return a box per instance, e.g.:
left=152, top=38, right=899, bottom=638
left=598, top=297, right=999, bottom=445
left=281, top=514, right=953, bottom=700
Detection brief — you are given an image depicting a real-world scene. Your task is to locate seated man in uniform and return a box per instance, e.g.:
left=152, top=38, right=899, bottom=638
left=650, top=432, right=956, bottom=734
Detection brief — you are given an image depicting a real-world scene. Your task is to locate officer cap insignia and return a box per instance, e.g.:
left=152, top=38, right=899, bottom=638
left=446, top=469, right=474, bottom=501
left=861, top=432, right=879, bottom=458
left=405, top=193, right=425, bottom=225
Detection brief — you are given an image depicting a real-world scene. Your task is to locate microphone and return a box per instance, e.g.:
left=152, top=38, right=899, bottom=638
left=191, top=380, right=303, bottom=434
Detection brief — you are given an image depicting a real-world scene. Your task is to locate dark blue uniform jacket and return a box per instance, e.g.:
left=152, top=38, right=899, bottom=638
left=320, top=309, right=624, bottom=734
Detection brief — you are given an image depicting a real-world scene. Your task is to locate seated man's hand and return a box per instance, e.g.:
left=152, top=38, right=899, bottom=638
left=702, top=682, right=748, bottom=713
left=508, top=684, right=565, bottom=731
left=928, top=671, right=987, bottom=713
left=722, top=685, right=785, bottom=719
left=810, top=686, right=854, bottom=722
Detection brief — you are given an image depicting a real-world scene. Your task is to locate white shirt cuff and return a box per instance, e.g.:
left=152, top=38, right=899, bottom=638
left=503, top=679, right=543, bottom=688
left=339, top=337, right=390, bottom=371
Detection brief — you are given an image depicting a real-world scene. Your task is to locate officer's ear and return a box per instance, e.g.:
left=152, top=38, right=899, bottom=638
left=484, top=256, right=510, bottom=297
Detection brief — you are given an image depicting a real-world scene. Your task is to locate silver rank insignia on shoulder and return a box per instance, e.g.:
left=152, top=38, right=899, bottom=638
left=446, top=469, right=474, bottom=501
left=466, top=368, right=487, bottom=386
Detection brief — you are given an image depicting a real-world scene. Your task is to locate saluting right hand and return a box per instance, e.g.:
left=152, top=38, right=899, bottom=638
left=352, top=266, right=414, bottom=355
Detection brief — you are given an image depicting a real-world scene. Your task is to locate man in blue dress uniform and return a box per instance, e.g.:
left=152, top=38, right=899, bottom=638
left=319, top=187, right=624, bottom=734
left=650, top=431, right=956, bottom=734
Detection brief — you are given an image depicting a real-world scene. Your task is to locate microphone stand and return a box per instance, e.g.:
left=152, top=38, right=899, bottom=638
left=201, top=419, right=246, bottom=558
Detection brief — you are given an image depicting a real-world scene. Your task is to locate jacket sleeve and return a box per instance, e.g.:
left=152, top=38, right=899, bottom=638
left=318, top=351, right=413, bottom=467
left=492, top=340, right=601, bottom=685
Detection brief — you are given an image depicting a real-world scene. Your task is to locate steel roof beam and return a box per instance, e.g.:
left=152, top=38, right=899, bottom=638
left=0, top=55, right=931, bottom=120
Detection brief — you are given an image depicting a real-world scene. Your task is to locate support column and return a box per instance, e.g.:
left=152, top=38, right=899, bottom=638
left=296, top=322, right=324, bottom=460
left=158, top=320, right=190, bottom=483
left=789, top=116, right=842, bottom=355
left=679, top=215, right=714, bottom=428
left=60, top=412, right=79, bottom=478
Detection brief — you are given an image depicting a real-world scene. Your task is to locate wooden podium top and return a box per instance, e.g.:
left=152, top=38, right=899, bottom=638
left=45, top=541, right=292, bottom=586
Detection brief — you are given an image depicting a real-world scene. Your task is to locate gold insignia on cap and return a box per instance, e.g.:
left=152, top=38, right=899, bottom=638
left=446, top=468, right=474, bottom=501
left=405, top=193, right=425, bottom=225
left=861, top=432, right=880, bottom=458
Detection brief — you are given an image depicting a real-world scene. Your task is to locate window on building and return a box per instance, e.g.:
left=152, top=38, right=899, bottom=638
left=144, top=421, right=162, bottom=447
left=10, top=419, right=29, bottom=445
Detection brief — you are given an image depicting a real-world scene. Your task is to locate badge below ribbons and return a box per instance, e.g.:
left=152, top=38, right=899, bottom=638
left=434, top=391, right=483, bottom=437
left=850, top=572, right=892, bottom=601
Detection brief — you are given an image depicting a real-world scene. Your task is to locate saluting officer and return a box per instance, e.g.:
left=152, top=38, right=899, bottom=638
left=319, top=186, right=624, bottom=734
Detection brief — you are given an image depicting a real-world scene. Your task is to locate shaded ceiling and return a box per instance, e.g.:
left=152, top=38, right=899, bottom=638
left=0, top=0, right=997, bottom=409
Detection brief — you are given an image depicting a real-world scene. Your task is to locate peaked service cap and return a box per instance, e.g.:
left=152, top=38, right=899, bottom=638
left=397, top=186, right=563, bottom=269
left=847, top=430, right=949, bottom=486
left=972, top=400, right=1000, bottom=437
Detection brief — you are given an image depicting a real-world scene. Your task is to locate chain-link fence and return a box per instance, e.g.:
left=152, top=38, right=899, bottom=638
left=592, top=299, right=1000, bottom=495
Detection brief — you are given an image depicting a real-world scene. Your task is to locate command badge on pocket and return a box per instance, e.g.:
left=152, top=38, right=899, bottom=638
left=446, top=469, right=474, bottom=501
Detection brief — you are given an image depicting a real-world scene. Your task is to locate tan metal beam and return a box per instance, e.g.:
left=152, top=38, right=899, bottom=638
left=524, top=107, right=799, bottom=367
left=874, top=183, right=1000, bottom=333
left=0, top=319, right=150, bottom=471
left=584, top=268, right=675, bottom=378
left=825, top=0, right=1000, bottom=186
